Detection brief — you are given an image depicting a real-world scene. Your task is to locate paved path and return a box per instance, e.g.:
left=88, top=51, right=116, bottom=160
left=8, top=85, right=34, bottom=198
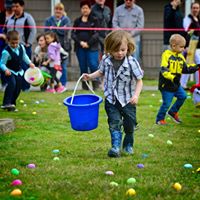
left=28, top=81, right=157, bottom=92
left=0, top=82, right=157, bottom=92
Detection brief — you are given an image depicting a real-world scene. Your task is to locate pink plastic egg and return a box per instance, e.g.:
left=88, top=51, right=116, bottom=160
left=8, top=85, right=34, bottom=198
left=27, top=163, right=36, bottom=168
left=11, top=179, right=22, bottom=186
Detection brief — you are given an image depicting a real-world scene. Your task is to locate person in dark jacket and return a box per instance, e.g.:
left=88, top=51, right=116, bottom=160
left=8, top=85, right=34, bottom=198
left=71, top=0, right=100, bottom=90
left=156, top=34, right=200, bottom=125
left=163, top=0, right=184, bottom=50
left=91, top=0, right=112, bottom=54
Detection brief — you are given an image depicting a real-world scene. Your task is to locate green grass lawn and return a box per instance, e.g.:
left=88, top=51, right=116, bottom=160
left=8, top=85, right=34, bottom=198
left=0, top=81, right=200, bottom=200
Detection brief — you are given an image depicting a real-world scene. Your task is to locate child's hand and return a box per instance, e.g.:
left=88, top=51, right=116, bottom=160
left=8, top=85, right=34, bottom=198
left=42, top=61, right=48, bottom=66
left=130, top=95, right=139, bottom=105
left=5, top=69, right=11, bottom=76
left=82, top=73, right=91, bottom=81
left=29, top=63, right=35, bottom=68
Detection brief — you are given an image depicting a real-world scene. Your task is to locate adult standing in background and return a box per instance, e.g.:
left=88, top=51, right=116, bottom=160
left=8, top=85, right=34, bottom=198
left=4, top=0, right=37, bottom=91
left=91, top=0, right=112, bottom=55
left=71, top=0, right=100, bottom=90
left=44, top=2, right=71, bottom=88
left=112, top=0, right=144, bottom=63
left=180, top=2, right=200, bottom=89
left=163, top=0, right=184, bottom=50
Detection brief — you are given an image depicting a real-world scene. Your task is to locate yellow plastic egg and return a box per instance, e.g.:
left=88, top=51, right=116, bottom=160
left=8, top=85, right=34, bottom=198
left=173, top=182, right=182, bottom=191
left=10, top=189, right=22, bottom=196
left=32, top=111, right=37, bottom=115
left=126, top=188, right=136, bottom=197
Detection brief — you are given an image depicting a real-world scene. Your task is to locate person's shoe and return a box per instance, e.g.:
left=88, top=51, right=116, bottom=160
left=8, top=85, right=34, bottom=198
left=168, top=112, right=182, bottom=124
left=156, top=119, right=167, bottom=125
left=1, top=104, right=15, bottom=110
left=123, top=145, right=134, bottom=155
left=56, top=85, right=67, bottom=93
left=46, top=88, right=56, bottom=93
left=108, top=147, right=120, bottom=157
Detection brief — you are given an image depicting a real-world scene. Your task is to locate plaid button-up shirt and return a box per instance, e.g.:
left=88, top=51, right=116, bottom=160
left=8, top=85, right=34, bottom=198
left=99, top=55, right=143, bottom=107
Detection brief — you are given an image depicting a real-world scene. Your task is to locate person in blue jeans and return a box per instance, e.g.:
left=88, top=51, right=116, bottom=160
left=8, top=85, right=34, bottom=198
left=71, top=0, right=100, bottom=90
left=156, top=34, right=200, bottom=125
left=0, top=30, right=35, bottom=111
left=83, top=30, right=143, bottom=157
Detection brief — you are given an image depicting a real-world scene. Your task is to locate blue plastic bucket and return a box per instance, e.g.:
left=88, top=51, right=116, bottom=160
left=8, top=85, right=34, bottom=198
left=63, top=94, right=103, bottom=131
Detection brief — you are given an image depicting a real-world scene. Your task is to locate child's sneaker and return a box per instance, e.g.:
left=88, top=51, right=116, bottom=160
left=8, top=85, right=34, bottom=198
left=56, top=85, right=67, bottom=93
left=46, top=88, right=56, bottom=93
left=168, top=112, right=182, bottom=123
left=1, top=104, right=15, bottom=110
left=156, top=119, right=167, bottom=125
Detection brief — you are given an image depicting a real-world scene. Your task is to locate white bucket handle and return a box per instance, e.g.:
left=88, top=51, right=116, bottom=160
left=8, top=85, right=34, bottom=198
left=70, top=74, right=95, bottom=104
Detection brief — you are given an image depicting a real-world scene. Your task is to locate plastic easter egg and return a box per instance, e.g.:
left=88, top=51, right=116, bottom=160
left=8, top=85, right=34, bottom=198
left=10, top=189, right=22, bottom=196
left=52, top=149, right=60, bottom=154
left=27, top=163, right=36, bottom=169
left=53, top=157, right=60, bottom=161
left=196, top=168, right=200, bottom=173
left=184, top=164, right=193, bottom=169
left=11, top=179, right=22, bottom=186
left=19, top=100, right=24, bottom=104
left=198, top=130, right=200, bottom=133
left=137, top=164, right=144, bottom=169
left=126, top=188, right=136, bottom=197
left=142, top=153, right=148, bottom=159
left=23, top=104, right=27, bottom=107
left=110, top=181, right=118, bottom=187
left=173, top=182, right=182, bottom=191
left=151, top=93, right=155, bottom=97
left=35, top=100, right=40, bottom=104
left=127, top=178, right=136, bottom=184
left=167, top=140, right=173, bottom=145
left=105, top=171, right=114, bottom=176
left=32, top=111, right=37, bottom=115
left=148, top=134, right=154, bottom=138
left=11, top=168, right=20, bottom=175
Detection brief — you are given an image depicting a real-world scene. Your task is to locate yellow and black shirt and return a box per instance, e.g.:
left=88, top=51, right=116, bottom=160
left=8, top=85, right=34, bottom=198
left=159, top=49, right=199, bottom=92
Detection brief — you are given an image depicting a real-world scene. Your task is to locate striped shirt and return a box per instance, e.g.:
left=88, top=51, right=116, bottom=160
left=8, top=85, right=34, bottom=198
left=99, top=55, right=143, bottom=107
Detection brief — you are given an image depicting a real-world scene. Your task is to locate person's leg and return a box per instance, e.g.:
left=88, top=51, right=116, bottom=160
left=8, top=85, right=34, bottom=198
left=87, top=50, right=100, bottom=90
left=21, top=45, right=32, bottom=91
left=11, top=75, right=22, bottom=106
left=195, top=69, right=200, bottom=84
left=76, top=48, right=88, bottom=75
left=121, top=103, right=136, bottom=155
left=76, top=48, right=89, bottom=90
left=105, top=99, right=122, bottom=157
left=156, top=90, right=174, bottom=123
left=60, top=58, right=68, bottom=86
left=168, top=86, right=187, bottom=123
left=133, top=40, right=141, bottom=63
left=2, top=74, right=16, bottom=106
left=180, top=74, right=190, bottom=89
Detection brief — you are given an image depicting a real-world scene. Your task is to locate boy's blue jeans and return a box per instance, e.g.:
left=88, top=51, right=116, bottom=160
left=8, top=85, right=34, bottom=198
left=105, top=99, right=136, bottom=148
left=76, top=48, right=99, bottom=74
left=156, top=86, right=187, bottom=122
left=3, top=74, right=22, bottom=106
